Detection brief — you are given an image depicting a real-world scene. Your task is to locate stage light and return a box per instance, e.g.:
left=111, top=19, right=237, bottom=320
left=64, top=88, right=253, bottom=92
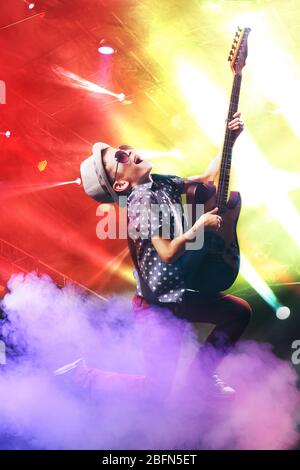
left=276, top=306, right=291, bottom=320
left=60, top=178, right=82, bottom=187
left=98, top=40, right=115, bottom=55
left=37, top=160, right=47, bottom=172
left=121, top=99, right=132, bottom=106
left=54, top=67, right=125, bottom=102
left=0, top=130, right=11, bottom=138
left=117, top=93, right=126, bottom=102
left=23, top=0, right=35, bottom=9
left=98, top=46, right=115, bottom=55
left=171, top=149, right=183, bottom=159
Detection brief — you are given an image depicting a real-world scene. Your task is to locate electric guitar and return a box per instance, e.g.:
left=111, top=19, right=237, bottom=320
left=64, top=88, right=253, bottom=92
left=183, top=27, right=251, bottom=293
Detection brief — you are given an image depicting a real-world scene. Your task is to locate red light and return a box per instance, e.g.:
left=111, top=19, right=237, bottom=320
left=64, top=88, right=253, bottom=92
left=28, top=2, right=35, bottom=9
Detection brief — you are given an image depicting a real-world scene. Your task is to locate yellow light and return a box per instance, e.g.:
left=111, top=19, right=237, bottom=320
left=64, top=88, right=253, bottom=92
left=208, top=2, right=221, bottom=11
left=37, top=160, right=47, bottom=172
left=134, top=149, right=183, bottom=160
left=99, top=203, right=111, bottom=213
left=176, top=60, right=227, bottom=142
left=175, top=56, right=298, bottom=310
left=176, top=59, right=300, bottom=248
left=226, top=11, right=300, bottom=138
left=88, top=247, right=135, bottom=287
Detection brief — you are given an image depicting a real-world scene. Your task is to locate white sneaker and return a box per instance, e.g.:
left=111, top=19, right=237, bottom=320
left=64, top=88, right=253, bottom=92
left=212, top=374, right=236, bottom=398
left=54, top=358, right=85, bottom=376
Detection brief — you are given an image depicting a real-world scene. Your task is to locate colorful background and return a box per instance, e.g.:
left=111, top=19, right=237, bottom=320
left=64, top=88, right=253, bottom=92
left=0, top=0, right=299, bottom=365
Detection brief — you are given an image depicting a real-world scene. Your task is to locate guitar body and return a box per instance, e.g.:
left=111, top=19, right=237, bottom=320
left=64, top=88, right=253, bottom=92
left=182, top=182, right=241, bottom=293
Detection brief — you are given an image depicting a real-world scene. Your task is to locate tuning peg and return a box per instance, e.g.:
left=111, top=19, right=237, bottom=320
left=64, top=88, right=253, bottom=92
left=228, top=56, right=232, bottom=61
left=235, top=32, right=240, bottom=38
left=237, top=26, right=242, bottom=32
left=234, top=38, right=238, bottom=44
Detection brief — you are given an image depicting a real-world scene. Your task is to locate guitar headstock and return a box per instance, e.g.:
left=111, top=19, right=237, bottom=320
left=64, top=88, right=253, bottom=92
left=228, top=27, right=251, bottom=74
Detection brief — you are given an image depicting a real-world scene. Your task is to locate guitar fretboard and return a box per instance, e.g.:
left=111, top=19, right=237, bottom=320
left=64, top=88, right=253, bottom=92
left=216, top=73, right=242, bottom=209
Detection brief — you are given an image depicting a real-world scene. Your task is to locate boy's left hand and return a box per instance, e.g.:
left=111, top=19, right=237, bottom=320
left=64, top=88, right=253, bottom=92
left=228, top=111, right=244, bottom=142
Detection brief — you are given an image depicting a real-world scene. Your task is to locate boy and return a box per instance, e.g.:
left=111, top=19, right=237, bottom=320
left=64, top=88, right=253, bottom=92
left=58, top=111, right=251, bottom=397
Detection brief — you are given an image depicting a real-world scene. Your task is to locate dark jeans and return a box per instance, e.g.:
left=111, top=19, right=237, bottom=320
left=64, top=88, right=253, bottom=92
left=177, top=290, right=251, bottom=349
left=132, top=290, right=252, bottom=389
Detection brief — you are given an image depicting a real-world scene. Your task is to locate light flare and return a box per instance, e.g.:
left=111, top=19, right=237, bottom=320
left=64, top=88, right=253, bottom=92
left=176, top=59, right=300, bottom=248
left=53, top=66, right=125, bottom=102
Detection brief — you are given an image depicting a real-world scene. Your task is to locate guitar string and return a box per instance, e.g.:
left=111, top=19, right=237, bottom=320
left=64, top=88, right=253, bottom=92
left=217, top=73, right=241, bottom=209
left=218, top=74, right=240, bottom=206
left=218, top=30, right=250, bottom=208
left=217, top=80, right=235, bottom=208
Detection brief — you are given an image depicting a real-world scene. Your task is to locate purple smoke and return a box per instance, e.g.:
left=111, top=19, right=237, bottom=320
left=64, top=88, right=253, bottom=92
left=0, top=272, right=299, bottom=450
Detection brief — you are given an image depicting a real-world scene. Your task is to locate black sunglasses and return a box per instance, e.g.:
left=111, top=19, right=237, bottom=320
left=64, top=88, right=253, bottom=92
left=112, top=149, right=132, bottom=184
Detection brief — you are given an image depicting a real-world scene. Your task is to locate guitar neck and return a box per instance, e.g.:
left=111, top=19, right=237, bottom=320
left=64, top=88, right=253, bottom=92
left=216, top=72, right=242, bottom=209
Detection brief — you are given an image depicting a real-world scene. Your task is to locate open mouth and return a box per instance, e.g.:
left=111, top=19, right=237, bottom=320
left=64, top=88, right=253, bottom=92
left=134, top=155, right=143, bottom=164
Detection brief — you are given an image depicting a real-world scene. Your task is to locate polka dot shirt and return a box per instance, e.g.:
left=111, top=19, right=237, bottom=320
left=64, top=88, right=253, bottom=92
left=127, top=174, right=187, bottom=304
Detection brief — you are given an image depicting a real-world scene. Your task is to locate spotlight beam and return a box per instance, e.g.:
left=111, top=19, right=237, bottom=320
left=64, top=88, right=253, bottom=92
left=240, top=254, right=281, bottom=310
left=231, top=13, right=300, bottom=139
left=0, top=12, right=43, bottom=31
left=54, top=66, right=126, bottom=102
left=0, top=179, right=82, bottom=200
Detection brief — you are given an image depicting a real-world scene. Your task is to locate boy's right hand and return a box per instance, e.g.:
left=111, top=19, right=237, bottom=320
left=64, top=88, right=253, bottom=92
left=198, top=207, right=222, bottom=230
left=184, top=207, right=222, bottom=242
